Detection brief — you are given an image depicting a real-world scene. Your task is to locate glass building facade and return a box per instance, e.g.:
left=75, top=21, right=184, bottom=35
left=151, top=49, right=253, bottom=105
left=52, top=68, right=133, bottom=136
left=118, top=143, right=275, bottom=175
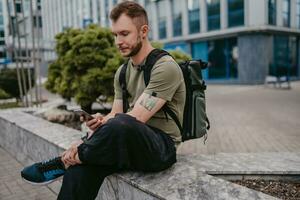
left=228, top=0, right=244, bottom=27
left=39, top=0, right=300, bottom=83
left=271, top=36, right=298, bottom=77
left=157, top=0, right=167, bottom=39
left=268, top=0, right=276, bottom=25
left=171, top=0, right=183, bottom=37
left=282, top=0, right=290, bottom=27
left=207, top=0, right=220, bottom=31
left=297, top=0, right=300, bottom=28
left=188, top=0, right=200, bottom=34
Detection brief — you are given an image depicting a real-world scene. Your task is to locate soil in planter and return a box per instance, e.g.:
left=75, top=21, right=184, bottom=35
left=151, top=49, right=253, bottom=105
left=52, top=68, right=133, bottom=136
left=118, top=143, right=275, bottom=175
left=231, top=179, right=300, bottom=200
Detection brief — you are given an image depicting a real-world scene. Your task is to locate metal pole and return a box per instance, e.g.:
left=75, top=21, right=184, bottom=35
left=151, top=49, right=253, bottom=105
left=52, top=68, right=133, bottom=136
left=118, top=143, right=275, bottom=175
left=35, top=2, right=42, bottom=107
left=13, top=0, right=29, bottom=107
left=20, top=0, right=33, bottom=106
left=29, top=0, right=40, bottom=106
left=6, top=0, right=24, bottom=105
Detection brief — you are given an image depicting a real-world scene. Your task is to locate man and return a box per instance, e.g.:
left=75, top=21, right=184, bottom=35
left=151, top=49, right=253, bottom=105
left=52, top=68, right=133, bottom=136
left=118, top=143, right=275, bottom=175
left=21, top=1, right=185, bottom=199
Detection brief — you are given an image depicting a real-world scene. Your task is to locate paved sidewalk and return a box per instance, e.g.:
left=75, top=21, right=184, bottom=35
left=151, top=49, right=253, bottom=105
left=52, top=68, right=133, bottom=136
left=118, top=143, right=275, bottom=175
left=1, top=81, right=300, bottom=199
left=0, top=147, right=56, bottom=200
left=178, top=81, right=300, bottom=154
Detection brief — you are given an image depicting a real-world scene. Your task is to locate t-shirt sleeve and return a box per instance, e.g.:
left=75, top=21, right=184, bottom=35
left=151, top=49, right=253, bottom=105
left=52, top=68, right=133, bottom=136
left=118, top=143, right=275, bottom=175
left=144, top=59, right=183, bottom=101
left=113, top=66, right=123, bottom=100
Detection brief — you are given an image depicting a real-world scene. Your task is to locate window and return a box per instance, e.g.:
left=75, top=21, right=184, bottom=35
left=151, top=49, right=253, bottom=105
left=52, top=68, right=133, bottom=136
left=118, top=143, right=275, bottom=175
left=157, top=0, right=167, bottom=39
left=188, top=0, right=200, bottom=34
left=16, top=2, right=22, bottom=13
left=282, top=0, right=290, bottom=27
left=268, top=0, right=276, bottom=25
left=33, top=16, right=42, bottom=28
left=297, top=0, right=300, bottom=28
left=171, top=0, right=183, bottom=37
left=228, top=0, right=244, bottom=27
left=37, top=0, right=41, bottom=10
left=271, top=36, right=298, bottom=77
left=0, top=51, right=6, bottom=58
left=207, top=38, right=238, bottom=79
left=207, top=0, right=220, bottom=31
left=0, top=16, right=3, bottom=25
left=0, top=30, right=4, bottom=38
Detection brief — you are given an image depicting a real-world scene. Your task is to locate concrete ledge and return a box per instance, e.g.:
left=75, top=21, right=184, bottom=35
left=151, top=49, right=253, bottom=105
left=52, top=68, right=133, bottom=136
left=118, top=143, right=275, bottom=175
left=2, top=108, right=298, bottom=199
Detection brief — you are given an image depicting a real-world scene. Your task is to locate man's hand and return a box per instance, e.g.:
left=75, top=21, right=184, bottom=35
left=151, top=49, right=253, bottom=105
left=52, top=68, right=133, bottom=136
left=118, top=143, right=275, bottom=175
left=61, top=140, right=83, bottom=167
left=83, top=113, right=104, bottom=132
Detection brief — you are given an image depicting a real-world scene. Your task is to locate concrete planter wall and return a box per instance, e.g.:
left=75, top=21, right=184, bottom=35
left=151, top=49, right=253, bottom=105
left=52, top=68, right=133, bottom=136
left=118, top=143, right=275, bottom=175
left=2, top=108, right=297, bottom=199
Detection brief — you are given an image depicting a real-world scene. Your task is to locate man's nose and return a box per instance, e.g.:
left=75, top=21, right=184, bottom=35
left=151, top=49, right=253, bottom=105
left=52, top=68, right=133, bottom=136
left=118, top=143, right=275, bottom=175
left=115, top=36, right=123, bottom=46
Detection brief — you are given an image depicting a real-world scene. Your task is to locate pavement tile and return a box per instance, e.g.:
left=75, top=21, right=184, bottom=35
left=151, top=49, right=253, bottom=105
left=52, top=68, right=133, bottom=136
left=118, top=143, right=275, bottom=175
left=0, top=147, right=57, bottom=200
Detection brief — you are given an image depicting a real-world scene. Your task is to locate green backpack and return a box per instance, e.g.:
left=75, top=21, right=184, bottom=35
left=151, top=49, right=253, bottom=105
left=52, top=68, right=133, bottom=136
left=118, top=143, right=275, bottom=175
left=119, top=49, right=210, bottom=142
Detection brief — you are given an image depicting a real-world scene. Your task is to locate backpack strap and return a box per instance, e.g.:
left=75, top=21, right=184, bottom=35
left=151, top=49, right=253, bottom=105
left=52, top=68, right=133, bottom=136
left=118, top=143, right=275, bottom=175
left=119, top=62, right=130, bottom=113
left=143, top=49, right=170, bottom=85
left=143, top=49, right=184, bottom=133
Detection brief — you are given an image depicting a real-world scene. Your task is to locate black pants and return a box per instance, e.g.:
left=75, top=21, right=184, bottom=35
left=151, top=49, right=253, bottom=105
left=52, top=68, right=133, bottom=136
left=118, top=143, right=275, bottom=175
left=57, top=113, right=176, bottom=200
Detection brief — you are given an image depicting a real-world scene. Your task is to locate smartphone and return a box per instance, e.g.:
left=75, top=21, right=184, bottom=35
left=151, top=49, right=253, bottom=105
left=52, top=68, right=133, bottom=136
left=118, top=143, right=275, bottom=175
left=73, top=109, right=94, bottom=121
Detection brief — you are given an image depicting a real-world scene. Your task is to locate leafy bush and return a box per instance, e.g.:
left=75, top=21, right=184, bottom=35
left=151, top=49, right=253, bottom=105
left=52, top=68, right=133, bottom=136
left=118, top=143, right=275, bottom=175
left=0, top=88, right=10, bottom=99
left=46, top=25, right=124, bottom=111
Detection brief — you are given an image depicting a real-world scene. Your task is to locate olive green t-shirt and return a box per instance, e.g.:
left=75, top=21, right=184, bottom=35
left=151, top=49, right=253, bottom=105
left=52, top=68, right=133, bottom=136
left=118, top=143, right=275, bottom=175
left=114, top=55, right=186, bottom=143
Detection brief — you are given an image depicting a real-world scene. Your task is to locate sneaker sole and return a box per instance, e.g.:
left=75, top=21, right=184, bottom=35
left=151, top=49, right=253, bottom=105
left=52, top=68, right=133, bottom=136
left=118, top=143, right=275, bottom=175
left=22, top=176, right=63, bottom=186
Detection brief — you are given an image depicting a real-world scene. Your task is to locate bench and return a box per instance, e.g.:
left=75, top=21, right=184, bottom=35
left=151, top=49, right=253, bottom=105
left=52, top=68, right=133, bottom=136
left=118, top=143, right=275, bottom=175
left=265, top=75, right=291, bottom=89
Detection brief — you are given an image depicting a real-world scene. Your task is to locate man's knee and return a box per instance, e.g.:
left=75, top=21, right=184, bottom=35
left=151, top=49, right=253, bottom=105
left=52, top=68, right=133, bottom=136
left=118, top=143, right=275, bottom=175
left=104, top=114, right=137, bottom=136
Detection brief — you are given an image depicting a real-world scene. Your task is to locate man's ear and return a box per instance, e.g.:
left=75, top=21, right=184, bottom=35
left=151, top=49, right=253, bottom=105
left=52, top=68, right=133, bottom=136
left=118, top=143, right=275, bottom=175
left=140, top=25, right=149, bottom=39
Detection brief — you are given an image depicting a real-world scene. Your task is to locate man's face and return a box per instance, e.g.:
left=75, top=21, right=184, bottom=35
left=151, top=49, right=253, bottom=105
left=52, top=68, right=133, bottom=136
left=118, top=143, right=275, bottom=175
left=111, top=14, right=143, bottom=57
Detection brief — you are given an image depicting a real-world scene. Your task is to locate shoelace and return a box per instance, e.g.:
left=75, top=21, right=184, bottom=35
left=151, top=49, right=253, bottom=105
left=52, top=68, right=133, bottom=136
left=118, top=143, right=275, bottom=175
left=38, top=157, right=65, bottom=172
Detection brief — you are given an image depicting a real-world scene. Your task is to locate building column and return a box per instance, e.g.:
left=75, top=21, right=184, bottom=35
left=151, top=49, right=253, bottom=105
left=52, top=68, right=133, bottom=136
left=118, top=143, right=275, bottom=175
left=108, top=0, right=113, bottom=27
left=238, top=34, right=273, bottom=84
left=221, top=0, right=228, bottom=29
left=166, top=0, right=173, bottom=39
left=276, top=0, right=283, bottom=26
left=244, top=0, right=250, bottom=26
left=200, top=0, right=207, bottom=33
left=182, top=0, right=189, bottom=36
left=247, top=0, right=268, bottom=26
left=100, top=0, right=106, bottom=27
left=91, top=0, right=98, bottom=24
left=290, top=0, right=296, bottom=28
left=150, top=2, right=158, bottom=40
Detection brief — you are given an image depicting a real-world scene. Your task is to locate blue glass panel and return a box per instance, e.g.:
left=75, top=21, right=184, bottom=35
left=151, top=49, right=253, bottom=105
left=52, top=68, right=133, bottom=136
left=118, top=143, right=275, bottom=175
left=228, top=0, right=244, bottom=27
left=268, top=0, right=276, bottom=25
left=207, top=0, right=220, bottom=31
left=189, top=9, right=200, bottom=34
left=191, top=41, right=209, bottom=79
left=159, top=19, right=167, bottom=39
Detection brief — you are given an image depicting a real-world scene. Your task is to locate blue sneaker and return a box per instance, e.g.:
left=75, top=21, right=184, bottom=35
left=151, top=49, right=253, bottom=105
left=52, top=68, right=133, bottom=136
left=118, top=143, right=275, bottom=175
left=21, top=157, right=66, bottom=185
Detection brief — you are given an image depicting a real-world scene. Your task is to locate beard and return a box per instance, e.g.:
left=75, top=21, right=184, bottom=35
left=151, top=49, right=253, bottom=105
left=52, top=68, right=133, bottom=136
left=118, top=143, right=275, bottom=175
left=125, top=36, right=143, bottom=57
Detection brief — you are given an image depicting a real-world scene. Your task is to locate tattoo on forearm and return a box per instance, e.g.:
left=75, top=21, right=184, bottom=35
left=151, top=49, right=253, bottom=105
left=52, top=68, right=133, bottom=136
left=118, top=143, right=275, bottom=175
left=139, top=95, right=158, bottom=111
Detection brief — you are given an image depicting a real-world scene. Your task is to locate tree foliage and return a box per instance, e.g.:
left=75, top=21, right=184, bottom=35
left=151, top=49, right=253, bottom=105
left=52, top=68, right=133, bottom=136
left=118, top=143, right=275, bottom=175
left=46, top=25, right=124, bottom=111
left=0, top=88, right=10, bottom=99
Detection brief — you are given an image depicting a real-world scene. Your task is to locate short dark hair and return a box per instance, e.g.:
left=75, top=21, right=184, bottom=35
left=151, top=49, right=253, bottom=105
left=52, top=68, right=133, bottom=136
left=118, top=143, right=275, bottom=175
left=110, top=1, right=148, bottom=28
